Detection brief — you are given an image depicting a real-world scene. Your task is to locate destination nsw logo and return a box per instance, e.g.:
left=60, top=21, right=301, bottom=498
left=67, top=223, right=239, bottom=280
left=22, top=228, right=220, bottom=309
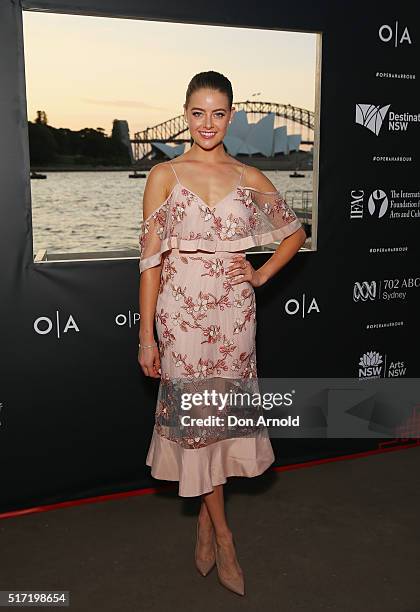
left=355, top=104, right=420, bottom=135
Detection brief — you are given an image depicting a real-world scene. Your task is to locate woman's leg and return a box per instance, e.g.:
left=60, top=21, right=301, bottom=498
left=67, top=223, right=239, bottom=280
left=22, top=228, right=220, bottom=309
left=200, top=485, right=242, bottom=575
left=196, top=492, right=215, bottom=561
left=201, top=485, right=229, bottom=537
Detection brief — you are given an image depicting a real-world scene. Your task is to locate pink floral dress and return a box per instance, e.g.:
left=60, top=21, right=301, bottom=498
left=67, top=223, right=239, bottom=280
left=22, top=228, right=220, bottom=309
left=139, top=162, right=302, bottom=497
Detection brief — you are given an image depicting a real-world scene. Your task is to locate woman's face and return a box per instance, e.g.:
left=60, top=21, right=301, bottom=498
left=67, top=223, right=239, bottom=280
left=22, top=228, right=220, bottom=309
left=184, top=88, right=234, bottom=149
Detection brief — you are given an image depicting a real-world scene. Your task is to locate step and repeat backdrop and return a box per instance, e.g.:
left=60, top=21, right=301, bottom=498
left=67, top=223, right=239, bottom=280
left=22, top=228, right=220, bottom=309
left=0, top=0, right=419, bottom=512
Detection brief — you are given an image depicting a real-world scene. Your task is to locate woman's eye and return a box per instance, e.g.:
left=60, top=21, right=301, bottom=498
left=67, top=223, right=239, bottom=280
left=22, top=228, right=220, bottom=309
left=192, top=112, right=225, bottom=118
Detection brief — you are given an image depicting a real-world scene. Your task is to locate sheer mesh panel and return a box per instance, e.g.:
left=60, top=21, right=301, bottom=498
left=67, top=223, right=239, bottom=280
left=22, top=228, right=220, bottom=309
left=139, top=186, right=302, bottom=273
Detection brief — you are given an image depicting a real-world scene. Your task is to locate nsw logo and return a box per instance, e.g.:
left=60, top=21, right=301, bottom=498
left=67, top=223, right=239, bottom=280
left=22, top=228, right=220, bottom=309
left=358, top=351, right=383, bottom=379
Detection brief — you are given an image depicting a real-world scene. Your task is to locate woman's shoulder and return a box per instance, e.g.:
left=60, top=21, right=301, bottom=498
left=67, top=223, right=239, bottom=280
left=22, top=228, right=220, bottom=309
left=147, top=160, right=175, bottom=183
left=149, top=158, right=277, bottom=193
left=145, top=161, right=179, bottom=195
left=241, top=163, right=278, bottom=193
left=142, top=162, right=177, bottom=220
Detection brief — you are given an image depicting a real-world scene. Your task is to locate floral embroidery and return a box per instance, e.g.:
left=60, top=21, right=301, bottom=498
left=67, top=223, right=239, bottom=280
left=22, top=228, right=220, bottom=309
left=154, top=253, right=255, bottom=379
left=140, top=180, right=300, bottom=450
left=221, top=217, right=240, bottom=239
left=139, top=183, right=302, bottom=274
left=262, top=194, right=298, bottom=223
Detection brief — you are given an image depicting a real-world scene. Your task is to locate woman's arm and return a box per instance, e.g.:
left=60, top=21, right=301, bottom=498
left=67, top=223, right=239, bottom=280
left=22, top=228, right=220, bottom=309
left=254, top=225, right=306, bottom=286
left=228, top=166, right=306, bottom=288
left=138, top=164, right=171, bottom=377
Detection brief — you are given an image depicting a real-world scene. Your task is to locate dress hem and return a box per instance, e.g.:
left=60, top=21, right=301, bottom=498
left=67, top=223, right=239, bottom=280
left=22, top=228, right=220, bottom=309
left=145, top=427, right=275, bottom=497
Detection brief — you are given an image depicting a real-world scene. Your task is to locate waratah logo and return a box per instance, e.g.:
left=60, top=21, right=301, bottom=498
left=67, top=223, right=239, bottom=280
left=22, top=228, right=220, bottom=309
left=355, top=104, right=391, bottom=135
left=358, top=351, right=383, bottom=378
left=368, top=189, right=389, bottom=218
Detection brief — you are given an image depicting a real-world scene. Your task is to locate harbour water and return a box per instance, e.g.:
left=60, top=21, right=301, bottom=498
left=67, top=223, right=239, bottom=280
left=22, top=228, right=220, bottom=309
left=30, top=170, right=313, bottom=256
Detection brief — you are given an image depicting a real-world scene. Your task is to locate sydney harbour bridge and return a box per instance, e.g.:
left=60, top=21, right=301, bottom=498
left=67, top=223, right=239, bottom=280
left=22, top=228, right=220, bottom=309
left=132, top=101, right=314, bottom=162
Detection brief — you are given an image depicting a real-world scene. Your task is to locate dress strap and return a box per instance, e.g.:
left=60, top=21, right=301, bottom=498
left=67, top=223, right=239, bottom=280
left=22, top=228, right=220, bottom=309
left=169, top=161, right=181, bottom=184
left=238, top=163, right=245, bottom=186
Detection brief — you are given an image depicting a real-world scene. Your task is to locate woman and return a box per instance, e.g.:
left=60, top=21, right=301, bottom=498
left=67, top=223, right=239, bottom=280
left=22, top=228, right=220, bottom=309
left=138, top=71, right=306, bottom=596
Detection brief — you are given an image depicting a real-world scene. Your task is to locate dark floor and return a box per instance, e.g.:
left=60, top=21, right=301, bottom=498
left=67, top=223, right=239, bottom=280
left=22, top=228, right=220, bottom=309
left=1, top=447, right=420, bottom=612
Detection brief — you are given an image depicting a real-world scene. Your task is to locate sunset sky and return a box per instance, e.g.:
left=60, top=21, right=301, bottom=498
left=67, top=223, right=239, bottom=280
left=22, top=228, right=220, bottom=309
left=22, top=11, right=318, bottom=137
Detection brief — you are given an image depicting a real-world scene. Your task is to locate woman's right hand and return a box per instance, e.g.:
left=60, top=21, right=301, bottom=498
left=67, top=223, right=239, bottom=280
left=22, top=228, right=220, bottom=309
left=138, top=344, right=161, bottom=378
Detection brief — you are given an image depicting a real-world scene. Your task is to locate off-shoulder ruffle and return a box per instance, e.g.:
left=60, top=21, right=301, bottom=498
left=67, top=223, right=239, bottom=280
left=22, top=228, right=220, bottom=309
left=139, top=217, right=302, bottom=273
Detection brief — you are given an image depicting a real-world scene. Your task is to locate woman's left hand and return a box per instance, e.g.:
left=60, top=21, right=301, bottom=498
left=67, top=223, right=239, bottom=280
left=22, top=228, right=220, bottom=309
left=226, top=255, right=265, bottom=288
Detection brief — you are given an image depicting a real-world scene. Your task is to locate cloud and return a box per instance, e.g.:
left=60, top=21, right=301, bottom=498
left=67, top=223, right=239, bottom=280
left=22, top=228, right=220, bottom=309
left=81, top=98, right=167, bottom=111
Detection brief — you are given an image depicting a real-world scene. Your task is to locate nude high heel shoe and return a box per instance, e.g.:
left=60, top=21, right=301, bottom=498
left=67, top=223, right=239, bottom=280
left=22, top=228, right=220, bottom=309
left=194, top=521, right=216, bottom=577
left=214, top=535, right=245, bottom=596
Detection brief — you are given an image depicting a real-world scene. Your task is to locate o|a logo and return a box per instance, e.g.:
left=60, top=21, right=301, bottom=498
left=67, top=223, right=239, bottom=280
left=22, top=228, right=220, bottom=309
left=34, top=311, right=80, bottom=338
left=379, top=22, right=412, bottom=46
left=285, top=294, right=320, bottom=318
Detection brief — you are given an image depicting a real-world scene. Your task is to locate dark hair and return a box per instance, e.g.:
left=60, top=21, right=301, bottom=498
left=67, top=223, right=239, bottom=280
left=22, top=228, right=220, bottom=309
left=185, top=71, right=233, bottom=109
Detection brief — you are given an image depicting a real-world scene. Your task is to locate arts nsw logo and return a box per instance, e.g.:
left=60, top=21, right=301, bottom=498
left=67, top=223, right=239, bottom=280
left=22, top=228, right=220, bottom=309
left=355, top=104, right=420, bottom=136
left=358, top=351, right=407, bottom=379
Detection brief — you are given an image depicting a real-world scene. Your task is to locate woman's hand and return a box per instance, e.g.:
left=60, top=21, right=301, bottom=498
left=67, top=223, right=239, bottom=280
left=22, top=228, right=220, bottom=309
left=226, top=255, right=265, bottom=288
left=138, top=343, right=161, bottom=378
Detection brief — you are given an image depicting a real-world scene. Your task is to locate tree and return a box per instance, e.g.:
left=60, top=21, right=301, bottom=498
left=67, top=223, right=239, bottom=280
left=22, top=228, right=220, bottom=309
left=34, top=110, right=48, bottom=125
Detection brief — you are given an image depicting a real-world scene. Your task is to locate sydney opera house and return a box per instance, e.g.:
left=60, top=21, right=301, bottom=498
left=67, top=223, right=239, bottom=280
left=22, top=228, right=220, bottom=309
left=149, top=110, right=302, bottom=159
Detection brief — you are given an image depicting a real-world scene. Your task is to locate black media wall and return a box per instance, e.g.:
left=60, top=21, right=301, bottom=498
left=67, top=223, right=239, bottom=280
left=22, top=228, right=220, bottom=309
left=0, top=0, right=418, bottom=513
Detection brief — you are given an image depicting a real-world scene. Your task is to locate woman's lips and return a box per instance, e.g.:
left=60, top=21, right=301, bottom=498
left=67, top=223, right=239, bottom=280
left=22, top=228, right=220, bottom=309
left=199, top=131, right=217, bottom=139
